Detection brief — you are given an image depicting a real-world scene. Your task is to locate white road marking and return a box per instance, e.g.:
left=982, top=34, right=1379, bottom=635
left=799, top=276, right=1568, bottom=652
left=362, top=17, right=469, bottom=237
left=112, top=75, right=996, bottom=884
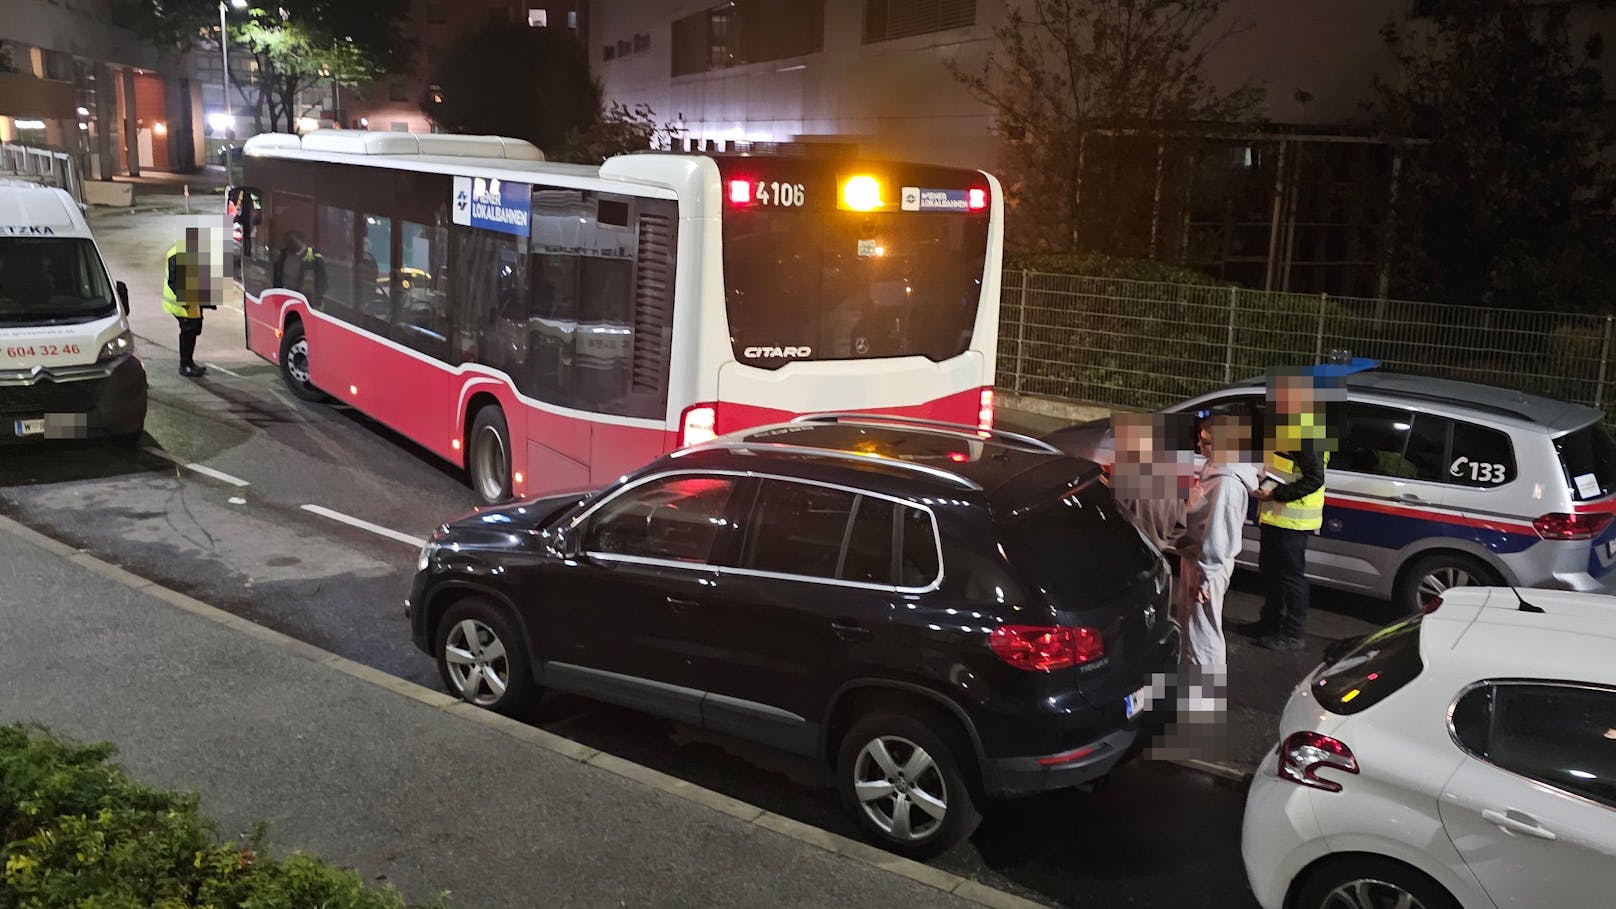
left=228, top=496, right=247, bottom=505
left=204, top=362, right=244, bottom=377
left=300, top=504, right=427, bottom=548
left=143, top=448, right=252, bottom=487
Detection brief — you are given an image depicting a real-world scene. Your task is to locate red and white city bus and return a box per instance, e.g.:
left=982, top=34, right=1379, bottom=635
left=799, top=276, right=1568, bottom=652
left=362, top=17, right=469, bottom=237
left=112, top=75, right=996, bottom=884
left=236, top=129, right=1003, bottom=503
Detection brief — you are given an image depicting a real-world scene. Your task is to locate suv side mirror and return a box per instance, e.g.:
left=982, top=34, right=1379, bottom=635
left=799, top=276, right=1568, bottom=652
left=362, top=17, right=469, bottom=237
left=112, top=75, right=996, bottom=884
left=116, top=280, right=130, bottom=315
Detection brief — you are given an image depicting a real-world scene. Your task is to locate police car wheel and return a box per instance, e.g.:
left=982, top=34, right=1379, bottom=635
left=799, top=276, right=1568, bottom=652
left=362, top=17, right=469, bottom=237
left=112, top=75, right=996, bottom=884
left=469, top=406, right=513, bottom=505
left=278, top=322, right=323, bottom=402
left=1396, top=552, right=1499, bottom=615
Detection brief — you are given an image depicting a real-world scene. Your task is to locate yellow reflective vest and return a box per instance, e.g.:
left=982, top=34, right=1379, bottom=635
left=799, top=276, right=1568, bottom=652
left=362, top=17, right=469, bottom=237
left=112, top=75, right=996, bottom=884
left=1260, top=450, right=1330, bottom=532
left=161, top=243, right=200, bottom=319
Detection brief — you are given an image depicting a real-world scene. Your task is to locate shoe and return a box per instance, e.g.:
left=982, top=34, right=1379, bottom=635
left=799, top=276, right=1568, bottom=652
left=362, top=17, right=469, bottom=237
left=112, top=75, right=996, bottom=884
left=179, top=365, right=208, bottom=378
left=1256, top=634, right=1305, bottom=652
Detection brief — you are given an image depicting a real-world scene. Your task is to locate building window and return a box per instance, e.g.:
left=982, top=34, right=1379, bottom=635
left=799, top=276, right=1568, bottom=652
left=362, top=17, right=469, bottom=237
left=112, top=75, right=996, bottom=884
left=391, top=122, right=410, bottom=132
left=672, top=0, right=824, bottom=77
left=602, top=44, right=616, bottom=62
left=863, top=0, right=975, bottom=44
left=426, top=2, right=445, bottom=23
left=633, top=32, right=650, bottom=54
left=390, top=82, right=409, bottom=102
left=429, top=84, right=443, bottom=104
left=528, top=8, right=546, bottom=26
left=617, top=39, right=632, bottom=57
left=567, top=9, right=577, bottom=29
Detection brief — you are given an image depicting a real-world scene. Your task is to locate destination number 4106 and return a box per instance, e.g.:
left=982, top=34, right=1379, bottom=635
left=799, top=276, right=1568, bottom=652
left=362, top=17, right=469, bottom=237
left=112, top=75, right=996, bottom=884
left=756, top=182, right=806, bottom=207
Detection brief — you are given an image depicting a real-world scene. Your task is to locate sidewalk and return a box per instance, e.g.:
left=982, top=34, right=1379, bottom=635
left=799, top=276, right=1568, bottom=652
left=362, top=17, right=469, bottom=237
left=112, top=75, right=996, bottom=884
left=0, top=518, right=1030, bottom=909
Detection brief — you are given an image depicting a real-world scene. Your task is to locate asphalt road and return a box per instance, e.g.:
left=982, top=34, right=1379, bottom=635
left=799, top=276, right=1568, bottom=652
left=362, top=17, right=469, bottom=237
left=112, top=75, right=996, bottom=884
left=0, top=195, right=1393, bottom=907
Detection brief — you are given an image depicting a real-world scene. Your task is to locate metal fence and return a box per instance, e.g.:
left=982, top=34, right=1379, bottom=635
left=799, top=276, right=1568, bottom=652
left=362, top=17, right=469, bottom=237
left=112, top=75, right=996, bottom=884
left=999, top=271, right=1615, bottom=419
left=0, top=142, right=86, bottom=206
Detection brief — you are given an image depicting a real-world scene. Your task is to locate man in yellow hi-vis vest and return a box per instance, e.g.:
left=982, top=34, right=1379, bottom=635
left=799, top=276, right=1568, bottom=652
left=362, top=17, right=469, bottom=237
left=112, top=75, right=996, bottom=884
left=163, top=227, right=208, bottom=378
left=1251, top=372, right=1330, bottom=651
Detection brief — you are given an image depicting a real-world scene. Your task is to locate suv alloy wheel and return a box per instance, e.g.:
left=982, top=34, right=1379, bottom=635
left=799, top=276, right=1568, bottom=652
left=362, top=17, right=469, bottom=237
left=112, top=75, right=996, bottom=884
left=836, top=712, right=980, bottom=858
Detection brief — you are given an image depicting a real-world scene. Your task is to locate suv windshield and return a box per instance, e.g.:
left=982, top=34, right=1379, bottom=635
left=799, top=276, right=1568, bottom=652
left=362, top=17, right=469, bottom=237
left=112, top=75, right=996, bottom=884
left=1554, top=422, right=1616, bottom=502
left=0, top=237, right=115, bottom=325
left=998, top=483, right=1158, bottom=601
left=1312, top=616, right=1424, bottom=715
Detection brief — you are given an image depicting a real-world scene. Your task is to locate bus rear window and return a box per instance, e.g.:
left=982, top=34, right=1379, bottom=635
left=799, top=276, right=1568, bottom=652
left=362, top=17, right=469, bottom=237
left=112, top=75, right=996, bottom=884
left=1554, top=423, right=1616, bottom=501
left=1311, top=617, right=1424, bottom=715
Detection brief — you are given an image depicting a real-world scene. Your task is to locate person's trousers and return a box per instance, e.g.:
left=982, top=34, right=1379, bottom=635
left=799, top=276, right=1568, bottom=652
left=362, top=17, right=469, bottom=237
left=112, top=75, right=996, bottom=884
left=175, top=316, right=203, bottom=368
left=1174, top=560, right=1230, bottom=682
left=1259, top=523, right=1312, bottom=640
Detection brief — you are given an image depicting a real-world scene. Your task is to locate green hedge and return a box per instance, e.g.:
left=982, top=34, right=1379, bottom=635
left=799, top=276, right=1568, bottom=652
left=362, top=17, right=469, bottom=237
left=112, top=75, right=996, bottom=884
left=0, top=725, right=445, bottom=909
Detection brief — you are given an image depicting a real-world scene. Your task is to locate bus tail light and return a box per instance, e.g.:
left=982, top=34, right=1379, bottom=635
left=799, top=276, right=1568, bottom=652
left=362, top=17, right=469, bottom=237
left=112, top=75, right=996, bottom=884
left=968, top=187, right=988, bottom=210
left=977, top=387, right=995, bottom=432
left=1278, top=731, right=1359, bottom=792
left=728, top=180, right=752, bottom=206
left=1533, top=511, right=1614, bottom=540
left=679, top=403, right=718, bottom=447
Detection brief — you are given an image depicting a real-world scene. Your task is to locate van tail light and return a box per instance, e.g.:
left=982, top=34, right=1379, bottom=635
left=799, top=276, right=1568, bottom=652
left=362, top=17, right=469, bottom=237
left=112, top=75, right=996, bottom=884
left=1278, top=731, right=1359, bottom=792
left=989, top=625, right=1103, bottom=671
left=1533, top=511, right=1614, bottom=540
left=977, top=387, right=995, bottom=432
left=679, top=402, right=719, bottom=447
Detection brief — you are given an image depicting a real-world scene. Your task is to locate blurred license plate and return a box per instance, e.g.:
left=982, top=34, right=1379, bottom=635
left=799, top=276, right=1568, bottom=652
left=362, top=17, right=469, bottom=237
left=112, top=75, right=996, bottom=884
left=1124, top=684, right=1150, bottom=719
left=13, top=419, right=43, bottom=437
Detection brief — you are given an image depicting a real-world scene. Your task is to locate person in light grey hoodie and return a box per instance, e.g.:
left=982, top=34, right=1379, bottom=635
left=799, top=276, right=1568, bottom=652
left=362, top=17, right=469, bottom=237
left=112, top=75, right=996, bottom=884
left=1173, top=414, right=1260, bottom=704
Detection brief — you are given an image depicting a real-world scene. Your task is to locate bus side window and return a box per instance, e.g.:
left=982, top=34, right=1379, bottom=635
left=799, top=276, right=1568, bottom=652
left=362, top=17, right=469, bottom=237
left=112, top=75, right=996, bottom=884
left=317, top=203, right=356, bottom=319
left=451, top=228, right=526, bottom=375
left=236, top=188, right=270, bottom=295
left=354, top=213, right=393, bottom=336
left=392, top=220, right=449, bottom=361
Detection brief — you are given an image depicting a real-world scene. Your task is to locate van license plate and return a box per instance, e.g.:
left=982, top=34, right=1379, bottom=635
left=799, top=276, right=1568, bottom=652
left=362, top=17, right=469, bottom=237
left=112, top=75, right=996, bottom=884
left=13, top=419, right=43, bottom=437
left=1124, top=684, right=1150, bottom=719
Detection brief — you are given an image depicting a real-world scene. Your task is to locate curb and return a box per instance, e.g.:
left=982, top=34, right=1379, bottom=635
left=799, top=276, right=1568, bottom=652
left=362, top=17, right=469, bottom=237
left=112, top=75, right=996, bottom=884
left=0, top=514, right=1048, bottom=909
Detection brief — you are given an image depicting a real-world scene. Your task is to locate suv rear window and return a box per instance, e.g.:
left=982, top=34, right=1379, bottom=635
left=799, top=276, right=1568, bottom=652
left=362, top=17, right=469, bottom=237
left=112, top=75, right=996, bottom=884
left=1311, top=616, right=1424, bottom=715
left=1554, top=423, right=1616, bottom=501
left=997, top=482, right=1158, bottom=600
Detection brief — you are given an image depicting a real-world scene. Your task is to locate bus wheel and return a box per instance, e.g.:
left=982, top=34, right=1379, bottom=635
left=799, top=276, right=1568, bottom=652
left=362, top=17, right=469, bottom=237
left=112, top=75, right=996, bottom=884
left=469, top=406, right=513, bottom=505
left=279, top=322, right=323, bottom=402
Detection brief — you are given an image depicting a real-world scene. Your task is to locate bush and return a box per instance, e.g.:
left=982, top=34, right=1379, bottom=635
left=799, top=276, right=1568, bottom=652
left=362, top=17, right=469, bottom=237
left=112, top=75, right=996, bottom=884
left=1003, top=250, right=1222, bottom=286
left=0, top=725, right=444, bottom=909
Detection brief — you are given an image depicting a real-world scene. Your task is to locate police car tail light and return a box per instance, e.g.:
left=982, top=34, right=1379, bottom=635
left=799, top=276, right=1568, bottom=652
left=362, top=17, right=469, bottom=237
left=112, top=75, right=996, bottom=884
left=989, top=625, right=1103, bottom=671
left=1533, top=511, right=1613, bottom=540
left=977, top=387, right=995, bottom=432
left=1278, top=731, right=1359, bottom=792
left=679, top=403, right=718, bottom=447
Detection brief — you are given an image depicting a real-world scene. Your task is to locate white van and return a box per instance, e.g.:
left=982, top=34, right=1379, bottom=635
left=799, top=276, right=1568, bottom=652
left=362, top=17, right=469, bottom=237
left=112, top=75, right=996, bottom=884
left=0, top=181, right=146, bottom=445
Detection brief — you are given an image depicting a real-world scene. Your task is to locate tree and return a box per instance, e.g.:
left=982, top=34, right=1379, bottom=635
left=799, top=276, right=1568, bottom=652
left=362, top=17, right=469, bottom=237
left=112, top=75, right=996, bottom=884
left=950, top=0, right=1263, bottom=250
left=423, top=23, right=600, bottom=154
left=552, top=102, right=684, bottom=164
left=1373, top=0, right=1616, bottom=312
left=117, top=0, right=410, bottom=134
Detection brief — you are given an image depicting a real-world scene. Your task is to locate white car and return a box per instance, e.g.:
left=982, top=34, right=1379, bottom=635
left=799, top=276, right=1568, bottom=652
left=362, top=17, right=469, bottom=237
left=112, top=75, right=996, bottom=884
left=1241, top=587, right=1616, bottom=909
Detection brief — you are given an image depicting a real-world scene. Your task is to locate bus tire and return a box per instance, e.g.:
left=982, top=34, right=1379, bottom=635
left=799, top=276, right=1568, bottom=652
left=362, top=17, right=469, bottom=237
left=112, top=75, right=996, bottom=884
left=279, top=321, right=324, bottom=402
left=469, top=405, right=513, bottom=505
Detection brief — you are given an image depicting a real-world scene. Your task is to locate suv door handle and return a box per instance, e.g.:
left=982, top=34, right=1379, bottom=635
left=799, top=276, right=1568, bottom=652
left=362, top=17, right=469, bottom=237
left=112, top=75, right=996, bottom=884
left=665, top=596, right=700, bottom=613
left=831, top=620, right=872, bottom=640
left=1482, top=808, right=1557, bottom=840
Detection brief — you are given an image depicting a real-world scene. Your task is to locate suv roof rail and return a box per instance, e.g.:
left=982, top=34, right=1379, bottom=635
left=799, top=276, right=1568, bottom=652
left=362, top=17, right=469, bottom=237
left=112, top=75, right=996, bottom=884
left=790, top=413, right=1061, bottom=454
left=685, top=440, right=983, bottom=490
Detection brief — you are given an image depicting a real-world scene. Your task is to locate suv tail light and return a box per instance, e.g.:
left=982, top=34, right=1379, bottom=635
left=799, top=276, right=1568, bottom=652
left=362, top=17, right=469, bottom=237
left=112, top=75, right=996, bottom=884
left=679, top=403, right=718, bottom=447
left=989, top=625, right=1103, bottom=671
left=977, top=387, right=995, bottom=432
left=1278, top=731, right=1359, bottom=792
left=1533, top=511, right=1614, bottom=540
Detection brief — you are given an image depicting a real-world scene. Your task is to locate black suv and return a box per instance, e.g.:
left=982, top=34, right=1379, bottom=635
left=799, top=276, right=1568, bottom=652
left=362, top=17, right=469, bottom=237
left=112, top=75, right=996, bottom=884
left=408, top=416, right=1179, bottom=856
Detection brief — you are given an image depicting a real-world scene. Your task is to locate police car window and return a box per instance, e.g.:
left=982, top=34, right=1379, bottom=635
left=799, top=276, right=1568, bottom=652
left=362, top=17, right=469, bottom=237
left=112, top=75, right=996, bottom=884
left=1448, top=421, right=1515, bottom=488
left=1337, top=403, right=1417, bottom=478
left=1404, top=413, right=1449, bottom=483
left=1486, top=684, right=1616, bottom=809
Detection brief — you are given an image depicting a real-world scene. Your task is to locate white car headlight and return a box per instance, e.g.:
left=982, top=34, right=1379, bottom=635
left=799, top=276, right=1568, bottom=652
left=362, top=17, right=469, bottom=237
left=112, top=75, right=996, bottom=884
left=97, top=330, right=134, bottom=362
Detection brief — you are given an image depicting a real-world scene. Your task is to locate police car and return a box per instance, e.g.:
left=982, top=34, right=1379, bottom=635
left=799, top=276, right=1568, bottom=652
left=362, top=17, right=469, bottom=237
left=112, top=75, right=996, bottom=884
left=0, top=182, right=146, bottom=445
left=1047, top=366, right=1616, bottom=613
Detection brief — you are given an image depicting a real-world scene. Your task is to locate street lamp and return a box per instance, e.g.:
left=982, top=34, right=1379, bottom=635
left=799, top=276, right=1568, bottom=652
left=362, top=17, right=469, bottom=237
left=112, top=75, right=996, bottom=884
left=220, top=0, right=247, bottom=180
